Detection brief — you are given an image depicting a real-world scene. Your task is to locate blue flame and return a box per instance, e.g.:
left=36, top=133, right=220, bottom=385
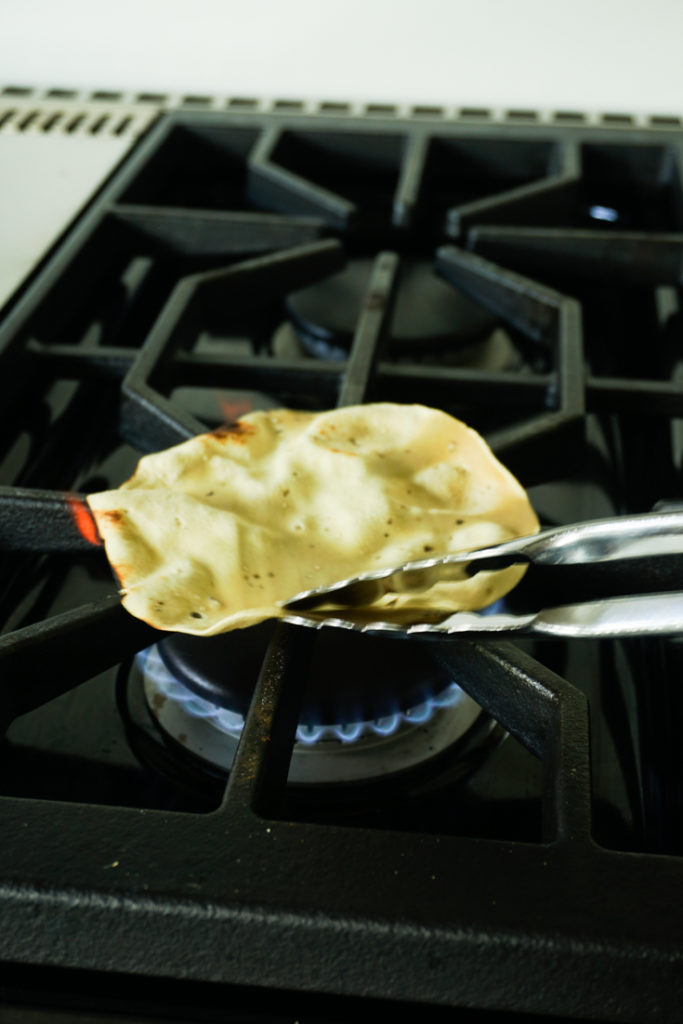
left=589, top=204, right=618, bottom=222
left=139, top=648, right=244, bottom=739
left=372, top=713, right=401, bottom=736
left=334, top=720, right=364, bottom=743
left=480, top=598, right=505, bottom=616
left=139, top=647, right=468, bottom=748
left=296, top=723, right=326, bottom=744
left=404, top=699, right=433, bottom=724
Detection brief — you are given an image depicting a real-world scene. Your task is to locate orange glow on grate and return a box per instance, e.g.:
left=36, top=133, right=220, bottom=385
left=219, top=397, right=253, bottom=424
left=66, top=495, right=102, bottom=546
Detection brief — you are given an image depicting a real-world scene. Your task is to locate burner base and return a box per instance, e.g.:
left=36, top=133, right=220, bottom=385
left=133, top=645, right=498, bottom=787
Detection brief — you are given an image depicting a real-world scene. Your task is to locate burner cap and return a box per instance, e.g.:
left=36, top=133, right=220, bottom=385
left=158, top=624, right=455, bottom=726
left=286, top=257, right=496, bottom=354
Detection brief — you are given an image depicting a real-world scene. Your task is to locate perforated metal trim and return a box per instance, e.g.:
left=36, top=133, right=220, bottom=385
left=2, top=85, right=683, bottom=130
left=0, top=93, right=158, bottom=138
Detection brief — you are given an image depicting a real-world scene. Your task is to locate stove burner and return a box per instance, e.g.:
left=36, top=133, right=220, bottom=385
left=286, top=257, right=497, bottom=357
left=137, top=637, right=491, bottom=785
left=157, top=624, right=467, bottom=725
left=131, top=619, right=503, bottom=786
left=271, top=316, right=521, bottom=373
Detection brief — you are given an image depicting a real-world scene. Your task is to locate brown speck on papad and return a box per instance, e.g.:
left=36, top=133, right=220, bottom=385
left=86, top=404, right=538, bottom=636
left=212, top=421, right=256, bottom=442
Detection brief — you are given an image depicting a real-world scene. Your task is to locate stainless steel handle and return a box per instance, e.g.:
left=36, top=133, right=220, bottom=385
left=518, top=511, right=683, bottom=566
left=284, top=591, right=683, bottom=640
left=284, top=512, right=683, bottom=611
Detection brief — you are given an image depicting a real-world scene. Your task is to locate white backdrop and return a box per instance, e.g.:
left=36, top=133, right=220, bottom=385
left=1, top=0, right=682, bottom=116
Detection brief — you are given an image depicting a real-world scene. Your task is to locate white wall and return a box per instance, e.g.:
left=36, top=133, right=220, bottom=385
left=1, top=0, right=682, bottom=116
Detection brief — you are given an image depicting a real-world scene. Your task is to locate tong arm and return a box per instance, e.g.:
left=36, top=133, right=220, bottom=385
left=283, top=511, right=683, bottom=611
left=283, top=591, right=683, bottom=641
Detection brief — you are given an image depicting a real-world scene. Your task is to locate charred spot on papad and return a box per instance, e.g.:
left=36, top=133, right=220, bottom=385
left=211, top=421, right=257, bottom=443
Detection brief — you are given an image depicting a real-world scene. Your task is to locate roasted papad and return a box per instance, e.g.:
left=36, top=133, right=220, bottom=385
left=87, top=404, right=539, bottom=635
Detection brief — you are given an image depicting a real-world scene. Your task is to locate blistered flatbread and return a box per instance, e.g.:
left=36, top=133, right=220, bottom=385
left=87, top=404, right=538, bottom=635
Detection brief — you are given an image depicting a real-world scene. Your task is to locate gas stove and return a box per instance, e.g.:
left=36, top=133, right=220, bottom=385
left=1, top=97, right=683, bottom=1023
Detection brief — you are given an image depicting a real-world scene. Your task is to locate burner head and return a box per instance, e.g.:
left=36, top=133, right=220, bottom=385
left=286, top=257, right=497, bottom=357
left=138, top=640, right=491, bottom=786
left=158, top=624, right=456, bottom=726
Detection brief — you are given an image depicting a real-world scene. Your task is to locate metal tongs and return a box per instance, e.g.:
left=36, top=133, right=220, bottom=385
left=281, top=511, right=683, bottom=639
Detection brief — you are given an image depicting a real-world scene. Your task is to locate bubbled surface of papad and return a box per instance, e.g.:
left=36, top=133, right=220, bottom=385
left=87, top=404, right=539, bottom=635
